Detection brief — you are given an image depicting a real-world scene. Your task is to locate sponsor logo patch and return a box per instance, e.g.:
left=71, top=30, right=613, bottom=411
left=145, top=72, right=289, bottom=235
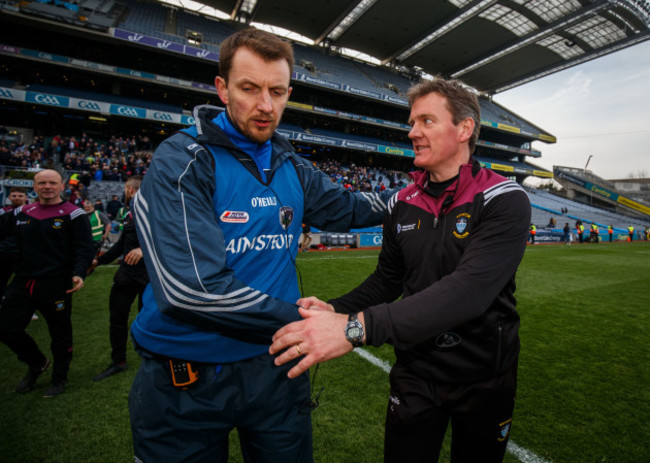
left=396, top=223, right=417, bottom=234
left=220, top=211, right=249, bottom=223
left=453, top=213, right=471, bottom=239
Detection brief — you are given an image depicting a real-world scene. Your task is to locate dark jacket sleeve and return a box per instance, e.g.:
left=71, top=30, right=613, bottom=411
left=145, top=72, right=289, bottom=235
left=97, top=228, right=125, bottom=265
left=336, top=189, right=530, bottom=350
left=134, top=134, right=302, bottom=344
left=72, top=212, right=95, bottom=278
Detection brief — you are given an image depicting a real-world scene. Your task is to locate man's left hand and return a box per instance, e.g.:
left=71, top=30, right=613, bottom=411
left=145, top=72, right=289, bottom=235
left=269, top=307, right=355, bottom=379
left=67, top=276, right=84, bottom=293
left=124, top=248, right=143, bottom=265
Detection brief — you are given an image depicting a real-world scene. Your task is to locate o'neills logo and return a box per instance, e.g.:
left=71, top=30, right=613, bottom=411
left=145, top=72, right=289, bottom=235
left=220, top=211, right=249, bottom=223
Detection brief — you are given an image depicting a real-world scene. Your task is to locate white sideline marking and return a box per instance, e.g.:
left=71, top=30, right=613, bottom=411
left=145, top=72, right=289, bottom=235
left=300, top=255, right=379, bottom=261
left=352, top=348, right=552, bottom=463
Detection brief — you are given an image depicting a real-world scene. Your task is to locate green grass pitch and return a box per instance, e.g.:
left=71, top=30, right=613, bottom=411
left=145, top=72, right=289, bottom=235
left=1, top=241, right=648, bottom=462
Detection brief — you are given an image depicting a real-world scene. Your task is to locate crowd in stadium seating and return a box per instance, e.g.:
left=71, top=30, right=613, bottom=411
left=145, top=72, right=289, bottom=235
left=317, top=158, right=408, bottom=193
left=1, top=127, right=409, bottom=195
left=0, top=128, right=154, bottom=180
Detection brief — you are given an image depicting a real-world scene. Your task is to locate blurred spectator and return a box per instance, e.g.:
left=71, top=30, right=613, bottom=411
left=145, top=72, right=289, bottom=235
left=106, top=195, right=122, bottom=220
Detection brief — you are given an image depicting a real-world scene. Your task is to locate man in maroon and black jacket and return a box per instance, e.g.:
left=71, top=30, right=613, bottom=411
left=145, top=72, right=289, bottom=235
left=271, top=78, right=531, bottom=463
left=0, top=169, right=94, bottom=398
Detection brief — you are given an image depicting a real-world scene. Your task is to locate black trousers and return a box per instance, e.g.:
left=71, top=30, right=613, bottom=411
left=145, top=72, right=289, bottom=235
left=108, top=269, right=146, bottom=364
left=384, top=362, right=517, bottom=463
left=0, top=253, right=17, bottom=301
left=0, top=275, right=73, bottom=382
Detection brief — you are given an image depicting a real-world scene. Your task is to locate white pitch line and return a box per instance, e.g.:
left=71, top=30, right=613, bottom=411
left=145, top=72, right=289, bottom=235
left=299, top=255, right=379, bottom=261
left=352, top=348, right=552, bottom=463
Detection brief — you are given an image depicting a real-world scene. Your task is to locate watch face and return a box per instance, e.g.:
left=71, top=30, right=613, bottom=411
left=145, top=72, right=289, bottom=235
left=348, top=327, right=361, bottom=338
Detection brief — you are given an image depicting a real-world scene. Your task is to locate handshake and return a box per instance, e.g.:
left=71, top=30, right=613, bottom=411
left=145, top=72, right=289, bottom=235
left=269, top=296, right=365, bottom=379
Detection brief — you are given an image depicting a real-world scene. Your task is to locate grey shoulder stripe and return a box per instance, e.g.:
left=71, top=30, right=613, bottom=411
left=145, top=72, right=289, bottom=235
left=484, top=181, right=524, bottom=205
left=71, top=208, right=86, bottom=220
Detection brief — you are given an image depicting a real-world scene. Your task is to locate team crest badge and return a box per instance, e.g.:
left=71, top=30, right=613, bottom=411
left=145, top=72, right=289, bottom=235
left=52, top=219, right=63, bottom=229
left=453, top=213, right=471, bottom=239
left=54, top=300, right=65, bottom=311
left=279, top=206, right=294, bottom=229
left=498, top=418, right=512, bottom=442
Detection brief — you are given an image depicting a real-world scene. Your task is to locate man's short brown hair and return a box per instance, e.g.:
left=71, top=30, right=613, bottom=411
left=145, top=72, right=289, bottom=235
left=125, top=175, right=143, bottom=191
left=9, top=186, right=27, bottom=194
left=407, top=77, right=481, bottom=153
left=218, top=28, right=294, bottom=82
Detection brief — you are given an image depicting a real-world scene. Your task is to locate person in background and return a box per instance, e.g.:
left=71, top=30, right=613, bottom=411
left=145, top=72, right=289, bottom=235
left=90, top=176, right=148, bottom=381
left=271, top=77, right=531, bottom=463
left=529, top=223, right=536, bottom=244
left=300, top=223, right=312, bottom=252
left=106, top=195, right=122, bottom=220
left=563, top=222, right=571, bottom=245
left=83, top=199, right=111, bottom=257
left=94, top=198, right=104, bottom=212
left=0, top=187, right=28, bottom=300
left=0, top=169, right=94, bottom=398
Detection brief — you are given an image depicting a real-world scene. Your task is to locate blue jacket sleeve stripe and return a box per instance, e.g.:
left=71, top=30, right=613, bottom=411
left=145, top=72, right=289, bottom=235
left=360, top=192, right=387, bottom=213
left=134, top=192, right=270, bottom=311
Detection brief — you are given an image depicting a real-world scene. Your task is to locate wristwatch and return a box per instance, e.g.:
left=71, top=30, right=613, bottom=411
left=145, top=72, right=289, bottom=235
left=344, top=312, right=364, bottom=348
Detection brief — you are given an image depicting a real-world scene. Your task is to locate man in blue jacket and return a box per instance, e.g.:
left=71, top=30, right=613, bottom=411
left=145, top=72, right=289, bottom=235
left=129, top=28, right=392, bottom=462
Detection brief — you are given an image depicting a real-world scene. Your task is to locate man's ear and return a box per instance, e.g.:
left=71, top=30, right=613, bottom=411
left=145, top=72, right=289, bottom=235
left=215, top=76, right=228, bottom=105
left=458, top=118, right=474, bottom=144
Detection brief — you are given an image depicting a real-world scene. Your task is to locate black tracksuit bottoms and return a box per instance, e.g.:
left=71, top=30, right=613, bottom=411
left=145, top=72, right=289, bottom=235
left=107, top=269, right=145, bottom=364
left=384, top=361, right=517, bottom=463
left=0, top=275, right=73, bottom=383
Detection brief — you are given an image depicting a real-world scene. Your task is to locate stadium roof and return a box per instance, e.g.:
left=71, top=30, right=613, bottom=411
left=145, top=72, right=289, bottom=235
left=192, top=0, right=650, bottom=93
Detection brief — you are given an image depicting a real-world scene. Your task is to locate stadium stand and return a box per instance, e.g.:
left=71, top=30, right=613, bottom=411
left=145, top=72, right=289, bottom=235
left=1, top=0, right=649, bottom=241
left=525, top=187, right=649, bottom=234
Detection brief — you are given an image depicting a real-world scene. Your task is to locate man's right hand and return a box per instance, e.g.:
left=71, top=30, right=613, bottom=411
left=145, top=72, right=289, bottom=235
left=297, top=296, right=335, bottom=312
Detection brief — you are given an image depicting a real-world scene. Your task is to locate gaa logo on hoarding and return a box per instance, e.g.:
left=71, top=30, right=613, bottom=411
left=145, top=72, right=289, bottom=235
left=35, top=94, right=62, bottom=105
left=154, top=112, right=173, bottom=121
left=78, top=100, right=101, bottom=111
left=117, top=106, right=139, bottom=117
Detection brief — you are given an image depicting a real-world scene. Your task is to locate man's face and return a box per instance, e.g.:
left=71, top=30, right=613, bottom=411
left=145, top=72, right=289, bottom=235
left=83, top=200, right=94, bottom=213
left=33, top=170, right=64, bottom=205
left=215, top=47, right=292, bottom=144
left=408, top=92, right=473, bottom=180
left=8, top=192, right=26, bottom=207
